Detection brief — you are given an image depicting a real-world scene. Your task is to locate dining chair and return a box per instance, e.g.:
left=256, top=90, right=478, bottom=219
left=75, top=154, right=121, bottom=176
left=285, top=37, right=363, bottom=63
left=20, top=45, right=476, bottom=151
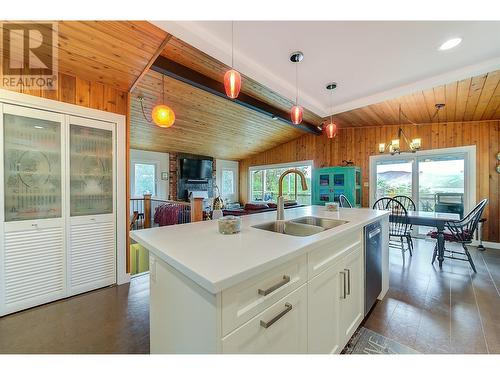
left=338, top=194, right=352, bottom=208
left=373, top=197, right=411, bottom=259
left=428, top=198, right=488, bottom=272
left=393, top=195, right=416, bottom=253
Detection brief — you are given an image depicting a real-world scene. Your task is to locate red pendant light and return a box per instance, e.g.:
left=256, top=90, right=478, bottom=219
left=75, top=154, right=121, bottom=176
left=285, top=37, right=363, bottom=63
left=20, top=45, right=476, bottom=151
left=290, top=51, right=304, bottom=125
left=224, top=21, right=242, bottom=99
left=325, top=121, right=337, bottom=139
left=224, top=69, right=241, bottom=99
left=325, top=82, right=338, bottom=139
left=291, top=105, right=303, bottom=125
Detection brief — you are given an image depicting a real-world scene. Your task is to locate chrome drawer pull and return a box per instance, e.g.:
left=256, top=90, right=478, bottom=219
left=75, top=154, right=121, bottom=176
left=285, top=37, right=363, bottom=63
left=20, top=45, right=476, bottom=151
left=340, top=271, right=346, bottom=299
left=260, top=303, right=292, bottom=329
left=345, top=268, right=351, bottom=296
left=258, top=275, right=291, bottom=296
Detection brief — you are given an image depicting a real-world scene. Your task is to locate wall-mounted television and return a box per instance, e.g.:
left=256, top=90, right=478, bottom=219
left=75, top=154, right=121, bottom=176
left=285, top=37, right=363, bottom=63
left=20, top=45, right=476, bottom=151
left=181, top=158, right=213, bottom=180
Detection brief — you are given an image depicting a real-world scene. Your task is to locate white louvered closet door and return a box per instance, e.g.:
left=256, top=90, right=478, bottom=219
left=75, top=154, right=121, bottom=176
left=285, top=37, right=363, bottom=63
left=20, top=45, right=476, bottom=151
left=67, top=116, right=116, bottom=296
left=0, top=104, right=66, bottom=316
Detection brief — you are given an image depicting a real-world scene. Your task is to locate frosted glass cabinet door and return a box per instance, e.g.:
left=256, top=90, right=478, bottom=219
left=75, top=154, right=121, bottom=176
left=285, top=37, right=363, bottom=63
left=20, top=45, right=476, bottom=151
left=3, top=111, right=62, bottom=221
left=70, top=123, right=114, bottom=216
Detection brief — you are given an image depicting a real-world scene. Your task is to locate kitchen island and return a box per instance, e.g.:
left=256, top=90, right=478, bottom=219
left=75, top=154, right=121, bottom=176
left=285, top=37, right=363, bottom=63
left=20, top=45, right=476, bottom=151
left=130, top=205, right=389, bottom=354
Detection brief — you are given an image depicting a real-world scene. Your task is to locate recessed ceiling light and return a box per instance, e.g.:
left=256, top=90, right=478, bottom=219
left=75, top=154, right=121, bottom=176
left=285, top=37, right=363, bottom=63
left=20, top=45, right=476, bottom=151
left=34, top=125, right=44, bottom=129
left=439, top=37, right=462, bottom=51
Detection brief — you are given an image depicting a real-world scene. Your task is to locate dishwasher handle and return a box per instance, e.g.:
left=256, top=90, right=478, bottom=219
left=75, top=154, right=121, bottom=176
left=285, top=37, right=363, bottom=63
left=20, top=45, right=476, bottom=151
left=368, top=227, right=381, bottom=239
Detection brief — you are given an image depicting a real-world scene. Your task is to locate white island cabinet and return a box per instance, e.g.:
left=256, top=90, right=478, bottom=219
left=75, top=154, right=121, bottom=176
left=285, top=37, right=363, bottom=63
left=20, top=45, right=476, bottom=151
left=131, top=206, right=389, bottom=354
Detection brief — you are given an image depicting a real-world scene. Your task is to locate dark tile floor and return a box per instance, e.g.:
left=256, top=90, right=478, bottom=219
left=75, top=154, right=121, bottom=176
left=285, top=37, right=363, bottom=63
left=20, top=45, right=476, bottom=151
left=0, top=273, right=150, bottom=354
left=363, top=239, right=500, bottom=354
left=0, top=239, right=498, bottom=354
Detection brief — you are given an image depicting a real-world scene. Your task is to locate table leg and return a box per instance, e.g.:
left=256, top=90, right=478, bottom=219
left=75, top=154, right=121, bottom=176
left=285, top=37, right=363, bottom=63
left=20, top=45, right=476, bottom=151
left=436, top=223, right=445, bottom=268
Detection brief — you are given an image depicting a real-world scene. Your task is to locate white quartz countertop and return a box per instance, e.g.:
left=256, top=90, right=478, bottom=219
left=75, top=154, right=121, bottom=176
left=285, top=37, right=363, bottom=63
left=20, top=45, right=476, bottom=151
left=130, top=206, right=389, bottom=294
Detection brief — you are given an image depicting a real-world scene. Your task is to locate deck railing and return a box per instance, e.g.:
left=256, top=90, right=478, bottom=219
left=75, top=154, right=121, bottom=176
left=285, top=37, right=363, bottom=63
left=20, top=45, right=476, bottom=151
left=130, top=194, right=192, bottom=230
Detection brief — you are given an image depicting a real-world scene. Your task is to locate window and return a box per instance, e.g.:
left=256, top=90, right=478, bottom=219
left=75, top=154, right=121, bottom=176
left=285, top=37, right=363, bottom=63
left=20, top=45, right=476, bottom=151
left=134, top=163, right=156, bottom=196
left=249, top=163, right=312, bottom=205
left=370, top=146, right=475, bottom=238
left=221, top=169, right=235, bottom=196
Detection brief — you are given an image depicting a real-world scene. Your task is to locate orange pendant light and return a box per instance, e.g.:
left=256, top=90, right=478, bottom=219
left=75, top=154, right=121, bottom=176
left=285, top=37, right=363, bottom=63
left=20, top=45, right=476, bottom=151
left=152, top=104, right=175, bottom=128
left=290, top=51, right=304, bottom=125
left=139, top=74, right=175, bottom=128
left=291, top=105, right=303, bottom=125
left=325, top=82, right=338, bottom=139
left=224, top=69, right=241, bottom=99
left=152, top=75, right=175, bottom=128
left=224, top=21, right=242, bottom=99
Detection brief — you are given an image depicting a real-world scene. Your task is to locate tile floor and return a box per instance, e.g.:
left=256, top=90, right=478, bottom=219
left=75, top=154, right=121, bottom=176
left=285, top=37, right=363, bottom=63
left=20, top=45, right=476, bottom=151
left=363, top=238, right=500, bottom=354
left=0, top=238, right=498, bottom=354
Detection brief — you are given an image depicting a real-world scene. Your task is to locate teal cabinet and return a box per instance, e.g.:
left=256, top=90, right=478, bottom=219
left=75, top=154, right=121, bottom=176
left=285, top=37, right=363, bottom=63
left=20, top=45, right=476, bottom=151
left=312, top=166, right=362, bottom=207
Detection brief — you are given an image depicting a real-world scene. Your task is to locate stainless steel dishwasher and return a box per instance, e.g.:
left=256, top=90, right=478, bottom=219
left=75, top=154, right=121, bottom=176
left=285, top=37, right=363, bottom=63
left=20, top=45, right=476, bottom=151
left=364, top=221, right=382, bottom=315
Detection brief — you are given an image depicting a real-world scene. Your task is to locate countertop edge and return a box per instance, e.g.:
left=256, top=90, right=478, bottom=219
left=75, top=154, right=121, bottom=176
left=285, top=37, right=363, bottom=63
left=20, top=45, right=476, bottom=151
left=130, top=209, right=389, bottom=294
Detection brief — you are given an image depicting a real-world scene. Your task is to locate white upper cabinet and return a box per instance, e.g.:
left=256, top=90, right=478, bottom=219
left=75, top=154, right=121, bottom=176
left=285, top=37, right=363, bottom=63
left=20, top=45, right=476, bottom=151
left=0, top=101, right=118, bottom=316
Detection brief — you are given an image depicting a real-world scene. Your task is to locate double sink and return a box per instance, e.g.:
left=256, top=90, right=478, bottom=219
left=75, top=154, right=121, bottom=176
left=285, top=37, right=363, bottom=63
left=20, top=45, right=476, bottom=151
left=252, top=216, right=348, bottom=237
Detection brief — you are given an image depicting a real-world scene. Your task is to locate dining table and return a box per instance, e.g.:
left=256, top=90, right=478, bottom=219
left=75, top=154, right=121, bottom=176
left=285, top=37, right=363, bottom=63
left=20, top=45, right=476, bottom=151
left=389, top=210, right=460, bottom=268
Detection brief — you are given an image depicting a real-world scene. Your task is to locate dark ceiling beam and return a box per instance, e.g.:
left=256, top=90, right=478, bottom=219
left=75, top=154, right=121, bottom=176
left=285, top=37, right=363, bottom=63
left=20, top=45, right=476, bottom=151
left=151, top=55, right=322, bottom=135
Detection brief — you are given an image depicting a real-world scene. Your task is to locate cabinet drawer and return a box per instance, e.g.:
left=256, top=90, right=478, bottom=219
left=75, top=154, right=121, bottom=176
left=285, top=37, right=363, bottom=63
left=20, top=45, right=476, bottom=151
left=222, top=284, right=307, bottom=353
left=308, top=230, right=361, bottom=278
left=221, top=255, right=306, bottom=336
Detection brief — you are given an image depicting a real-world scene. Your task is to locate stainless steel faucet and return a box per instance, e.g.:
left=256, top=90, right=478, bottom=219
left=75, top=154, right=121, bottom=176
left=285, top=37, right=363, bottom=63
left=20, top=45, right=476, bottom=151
left=276, top=169, right=308, bottom=221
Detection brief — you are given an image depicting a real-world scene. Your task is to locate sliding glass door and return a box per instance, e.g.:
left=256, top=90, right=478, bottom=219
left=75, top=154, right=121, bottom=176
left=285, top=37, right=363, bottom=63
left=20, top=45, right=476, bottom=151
left=375, top=159, right=413, bottom=201
left=371, top=147, right=474, bottom=238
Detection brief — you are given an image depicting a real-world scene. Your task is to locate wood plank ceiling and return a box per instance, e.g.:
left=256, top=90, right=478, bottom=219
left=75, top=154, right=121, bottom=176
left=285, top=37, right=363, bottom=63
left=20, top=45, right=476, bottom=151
left=55, top=21, right=168, bottom=91
left=334, top=70, right=500, bottom=127
left=130, top=70, right=308, bottom=159
left=130, top=35, right=324, bottom=160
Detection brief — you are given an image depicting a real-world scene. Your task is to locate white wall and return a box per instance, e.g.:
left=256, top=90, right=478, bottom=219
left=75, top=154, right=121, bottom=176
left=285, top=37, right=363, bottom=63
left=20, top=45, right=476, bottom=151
left=215, top=159, right=239, bottom=203
left=130, top=149, right=169, bottom=200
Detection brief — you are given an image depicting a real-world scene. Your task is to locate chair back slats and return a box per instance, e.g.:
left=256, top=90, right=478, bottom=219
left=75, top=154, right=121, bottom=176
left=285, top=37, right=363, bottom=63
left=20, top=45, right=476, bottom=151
left=446, top=199, right=488, bottom=242
left=393, top=195, right=416, bottom=211
left=339, top=194, right=353, bottom=208
left=373, top=197, right=409, bottom=237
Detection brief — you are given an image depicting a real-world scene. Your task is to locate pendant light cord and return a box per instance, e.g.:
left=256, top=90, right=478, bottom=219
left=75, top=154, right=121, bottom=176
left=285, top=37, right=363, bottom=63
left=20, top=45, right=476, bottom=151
left=330, top=88, right=334, bottom=123
left=231, top=21, right=234, bottom=68
left=162, top=74, right=165, bottom=103
left=139, top=97, right=152, bottom=124
left=295, top=62, right=299, bottom=105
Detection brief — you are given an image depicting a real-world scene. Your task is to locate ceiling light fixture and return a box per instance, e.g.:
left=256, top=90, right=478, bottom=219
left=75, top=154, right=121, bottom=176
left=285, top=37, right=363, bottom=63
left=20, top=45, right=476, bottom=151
left=224, top=21, right=242, bottom=99
left=139, top=74, right=175, bottom=128
left=439, top=37, right=462, bottom=51
left=378, top=103, right=444, bottom=155
left=325, top=82, right=337, bottom=139
left=290, top=51, right=304, bottom=125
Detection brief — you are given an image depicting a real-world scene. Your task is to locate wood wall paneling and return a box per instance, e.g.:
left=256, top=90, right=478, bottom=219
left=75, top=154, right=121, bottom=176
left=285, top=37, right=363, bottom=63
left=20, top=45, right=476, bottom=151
left=240, top=121, right=500, bottom=243
left=0, top=73, right=128, bottom=116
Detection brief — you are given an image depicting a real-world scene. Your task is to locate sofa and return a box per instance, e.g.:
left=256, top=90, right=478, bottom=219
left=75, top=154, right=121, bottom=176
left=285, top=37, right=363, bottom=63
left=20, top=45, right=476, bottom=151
left=222, top=201, right=302, bottom=216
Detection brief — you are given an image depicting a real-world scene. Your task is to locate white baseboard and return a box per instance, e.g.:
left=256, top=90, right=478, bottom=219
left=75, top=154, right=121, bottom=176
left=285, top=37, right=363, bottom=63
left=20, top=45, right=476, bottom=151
left=478, top=241, right=500, bottom=250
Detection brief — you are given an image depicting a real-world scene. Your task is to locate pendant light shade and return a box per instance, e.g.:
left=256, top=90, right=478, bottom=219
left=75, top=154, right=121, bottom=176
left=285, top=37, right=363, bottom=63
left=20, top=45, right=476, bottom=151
left=325, top=121, right=337, bottom=139
left=152, top=104, right=175, bottom=128
left=224, top=69, right=241, bottom=99
left=291, top=105, right=303, bottom=125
